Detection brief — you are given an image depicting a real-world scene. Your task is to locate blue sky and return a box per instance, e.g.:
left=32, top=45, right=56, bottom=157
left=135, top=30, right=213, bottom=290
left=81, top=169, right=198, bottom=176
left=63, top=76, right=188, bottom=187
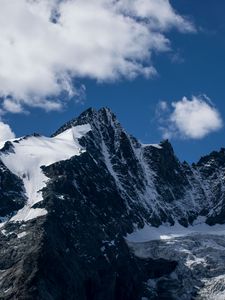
left=1, top=0, right=225, bottom=163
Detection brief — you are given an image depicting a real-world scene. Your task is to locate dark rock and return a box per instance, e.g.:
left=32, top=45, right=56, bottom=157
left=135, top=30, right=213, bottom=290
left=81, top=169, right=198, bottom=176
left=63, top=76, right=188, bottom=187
left=0, top=107, right=225, bottom=299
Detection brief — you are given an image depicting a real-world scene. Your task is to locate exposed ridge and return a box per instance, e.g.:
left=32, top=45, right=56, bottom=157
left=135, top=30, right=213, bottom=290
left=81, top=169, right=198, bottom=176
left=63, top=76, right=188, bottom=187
left=52, top=107, right=118, bottom=137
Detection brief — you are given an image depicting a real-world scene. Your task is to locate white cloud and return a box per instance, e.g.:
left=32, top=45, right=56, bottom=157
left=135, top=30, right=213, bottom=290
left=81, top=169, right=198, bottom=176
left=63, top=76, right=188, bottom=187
left=0, top=0, right=195, bottom=113
left=2, top=99, right=23, bottom=114
left=0, top=121, right=15, bottom=141
left=116, top=0, right=195, bottom=32
left=158, top=96, right=223, bottom=139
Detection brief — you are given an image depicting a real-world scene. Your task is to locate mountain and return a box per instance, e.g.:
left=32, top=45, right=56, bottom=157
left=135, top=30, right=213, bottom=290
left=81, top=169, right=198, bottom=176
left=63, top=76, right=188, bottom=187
left=0, top=107, right=225, bottom=299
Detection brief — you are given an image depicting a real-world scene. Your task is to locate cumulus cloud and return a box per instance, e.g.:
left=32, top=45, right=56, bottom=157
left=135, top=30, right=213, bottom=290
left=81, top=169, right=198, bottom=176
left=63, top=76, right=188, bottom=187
left=157, top=96, right=223, bottom=139
left=0, top=0, right=195, bottom=113
left=0, top=121, right=15, bottom=141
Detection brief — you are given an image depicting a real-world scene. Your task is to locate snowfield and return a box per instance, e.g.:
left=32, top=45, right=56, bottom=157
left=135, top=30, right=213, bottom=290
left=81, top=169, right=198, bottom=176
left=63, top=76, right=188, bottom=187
left=126, top=218, right=225, bottom=242
left=0, top=124, right=91, bottom=222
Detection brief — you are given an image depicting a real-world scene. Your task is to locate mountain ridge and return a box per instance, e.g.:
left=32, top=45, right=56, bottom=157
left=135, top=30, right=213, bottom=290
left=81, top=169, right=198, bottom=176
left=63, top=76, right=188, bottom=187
left=0, top=107, right=225, bottom=299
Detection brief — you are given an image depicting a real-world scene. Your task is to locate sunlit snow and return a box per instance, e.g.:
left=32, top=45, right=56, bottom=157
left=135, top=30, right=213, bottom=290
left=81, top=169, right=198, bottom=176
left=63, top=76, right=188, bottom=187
left=142, top=143, right=162, bottom=149
left=0, top=124, right=91, bottom=222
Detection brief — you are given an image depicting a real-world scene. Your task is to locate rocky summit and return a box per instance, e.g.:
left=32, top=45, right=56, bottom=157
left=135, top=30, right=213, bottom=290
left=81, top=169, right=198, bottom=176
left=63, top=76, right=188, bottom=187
left=0, top=107, right=225, bottom=300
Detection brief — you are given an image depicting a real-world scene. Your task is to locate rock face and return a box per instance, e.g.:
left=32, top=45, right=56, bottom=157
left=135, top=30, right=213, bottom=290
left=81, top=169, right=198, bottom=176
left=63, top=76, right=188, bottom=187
left=0, top=159, right=26, bottom=221
left=0, top=107, right=225, bottom=299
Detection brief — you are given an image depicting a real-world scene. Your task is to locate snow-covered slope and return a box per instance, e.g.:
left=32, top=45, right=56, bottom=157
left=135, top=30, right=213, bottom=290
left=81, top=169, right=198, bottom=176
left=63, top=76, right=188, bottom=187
left=0, top=124, right=91, bottom=222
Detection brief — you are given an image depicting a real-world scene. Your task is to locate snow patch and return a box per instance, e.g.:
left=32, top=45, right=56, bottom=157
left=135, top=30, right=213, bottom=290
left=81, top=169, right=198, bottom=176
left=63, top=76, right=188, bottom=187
left=142, top=143, right=162, bottom=149
left=11, top=207, right=47, bottom=222
left=17, top=231, right=27, bottom=239
left=126, top=219, right=225, bottom=243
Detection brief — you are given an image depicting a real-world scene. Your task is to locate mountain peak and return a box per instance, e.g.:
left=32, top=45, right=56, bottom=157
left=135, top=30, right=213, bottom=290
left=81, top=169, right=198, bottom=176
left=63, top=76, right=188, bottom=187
left=52, top=107, right=119, bottom=137
left=159, top=139, right=175, bottom=155
left=1, top=107, right=225, bottom=299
